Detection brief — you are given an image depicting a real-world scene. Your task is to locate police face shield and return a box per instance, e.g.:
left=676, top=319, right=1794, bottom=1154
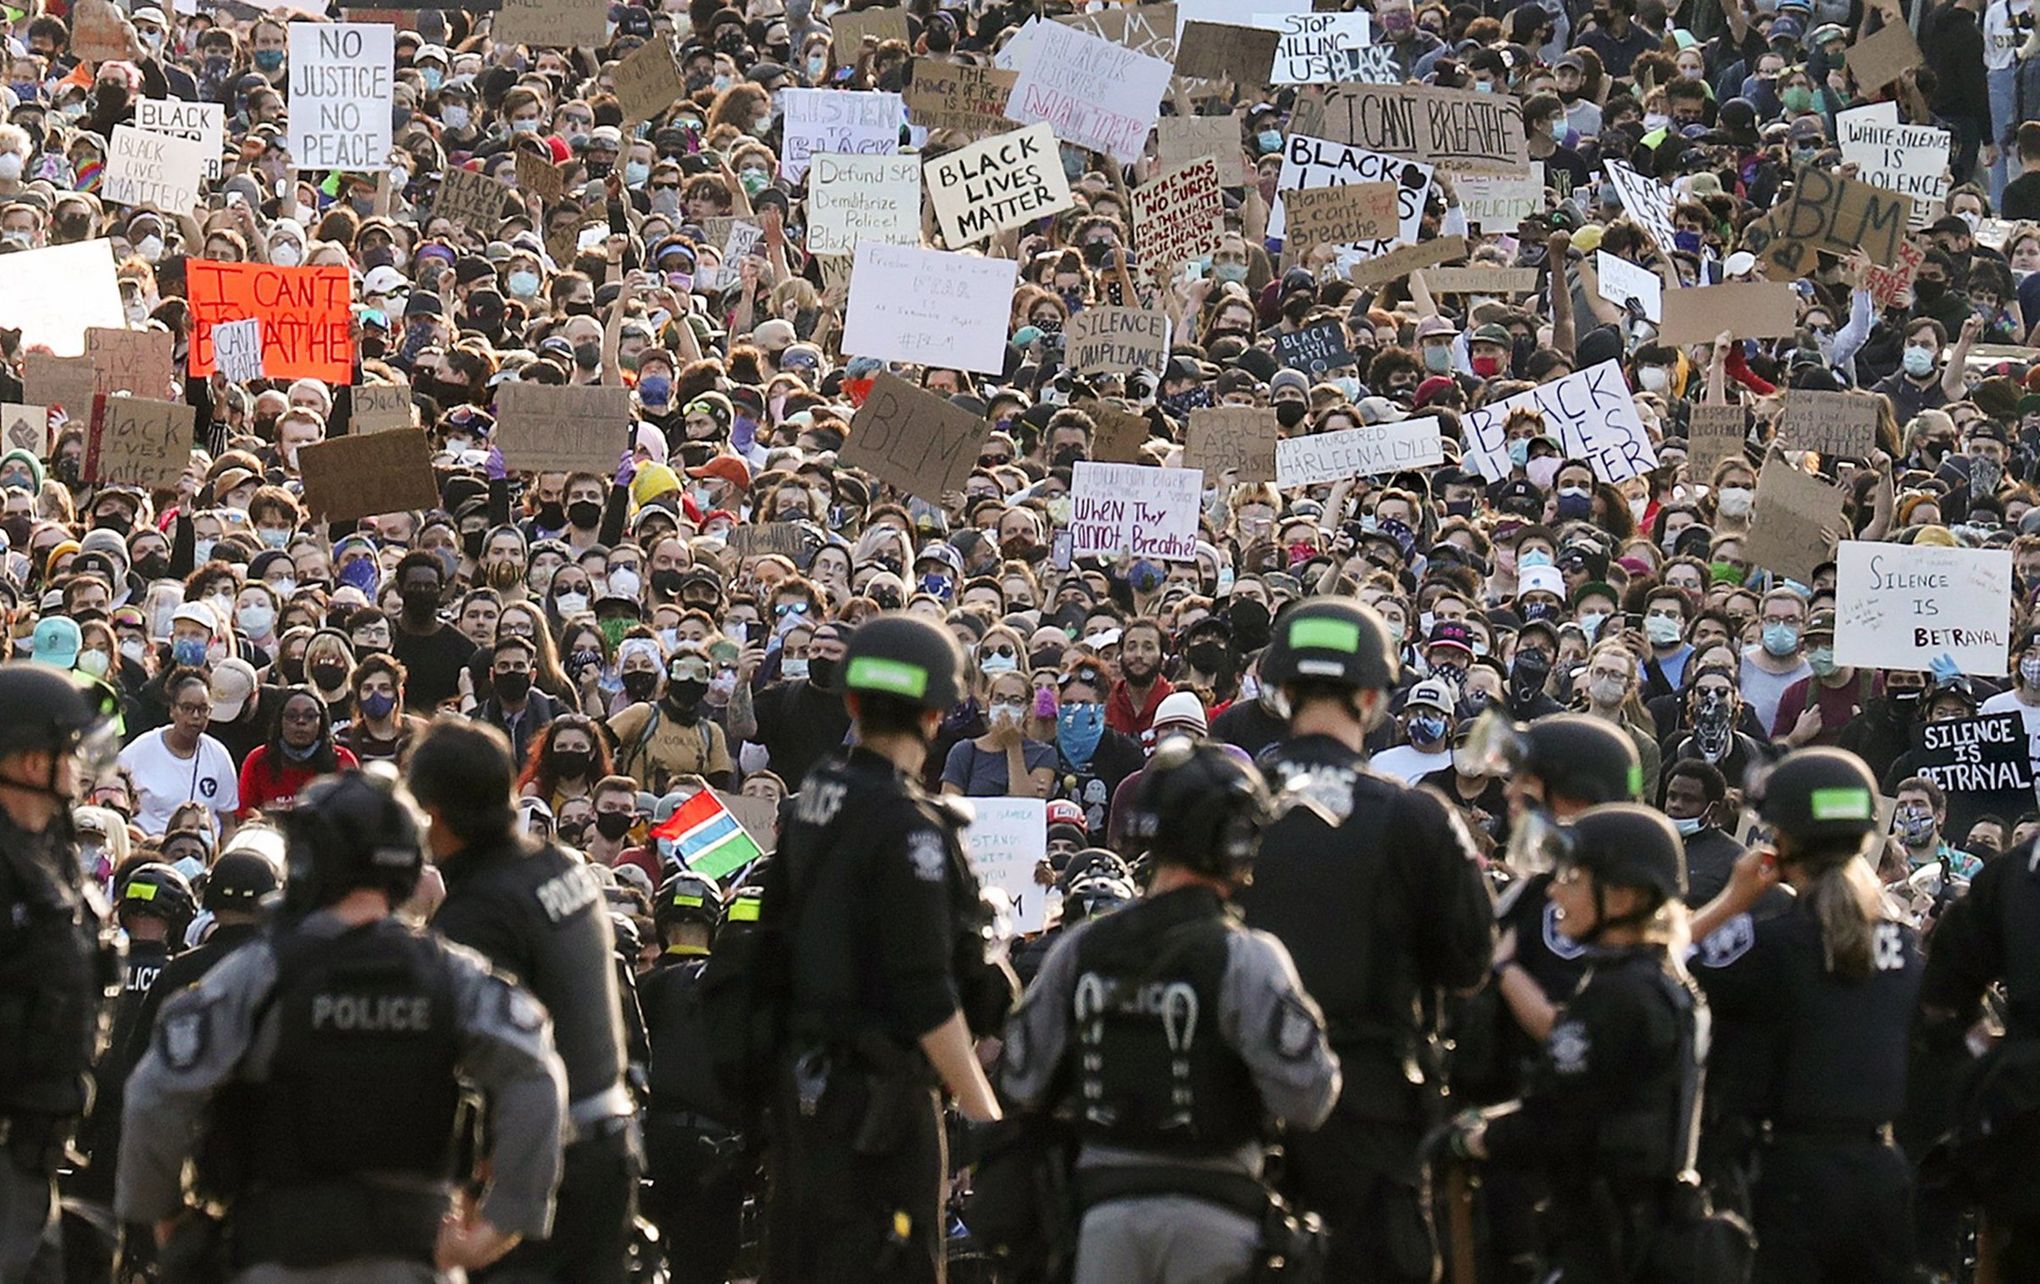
left=1461, top=707, right=1526, bottom=779
left=1504, top=805, right=1577, bottom=879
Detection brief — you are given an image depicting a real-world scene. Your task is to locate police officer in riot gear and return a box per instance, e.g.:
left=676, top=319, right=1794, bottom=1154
left=757, top=612, right=1013, bottom=1283
left=1687, top=747, right=1922, bottom=1282
left=1234, top=599, right=1493, bottom=1282
left=1001, top=739, right=1341, bottom=1283
left=115, top=769, right=568, bottom=1282
left=130, top=845, right=282, bottom=1044
left=639, top=870, right=745, bottom=1284
left=0, top=664, right=122, bottom=1283
left=406, top=718, right=638, bottom=1284
left=1437, top=805, right=1705, bottom=1282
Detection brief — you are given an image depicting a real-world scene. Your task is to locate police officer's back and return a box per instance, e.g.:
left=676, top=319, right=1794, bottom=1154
left=115, top=769, right=568, bottom=1280
left=1233, top=600, right=1493, bottom=1282
left=1001, top=740, right=1340, bottom=1284
left=0, top=665, right=122, bottom=1283
left=406, top=717, right=637, bottom=1284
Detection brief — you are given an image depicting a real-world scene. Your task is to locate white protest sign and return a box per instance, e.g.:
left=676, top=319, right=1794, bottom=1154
left=1595, top=251, right=1662, bottom=322
left=1272, top=133, right=1432, bottom=255
left=103, top=125, right=209, bottom=212
left=712, top=219, right=764, bottom=289
left=1839, top=106, right=1951, bottom=229
left=1261, top=11, right=1374, bottom=83
left=0, top=240, right=124, bottom=356
left=925, top=123, right=1074, bottom=247
left=1460, top=359, right=1656, bottom=482
left=807, top=154, right=922, bottom=257
left=778, top=88, right=902, bottom=185
left=1458, top=169, right=1542, bottom=227
left=1175, top=0, right=1307, bottom=37
left=844, top=243, right=1018, bottom=375
left=965, top=797, right=1050, bottom=934
left=1833, top=541, right=2013, bottom=677
left=134, top=98, right=223, bottom=180
left=1005, top=20, right=1171, bottom=163
left=212, top=318, right=262, bottom=383
left=1275, top=418, right=1445, bottom=486
left=993, top=16, right=1040, bottom=70
left=286, top=22, right=392, bottom=172
left=1069, top=461, right=1202, bottom=560
left=1603, top=158, right=1679, bottom=258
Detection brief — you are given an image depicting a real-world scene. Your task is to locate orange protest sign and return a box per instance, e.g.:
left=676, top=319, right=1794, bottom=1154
left=184, top=260, right=352, bottom=383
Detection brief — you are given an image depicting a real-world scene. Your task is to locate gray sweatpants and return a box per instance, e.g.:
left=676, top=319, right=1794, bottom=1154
left=0, top=1161, right=56, bottom=1284
left=1073, top=1194, right=1260, bottom=1284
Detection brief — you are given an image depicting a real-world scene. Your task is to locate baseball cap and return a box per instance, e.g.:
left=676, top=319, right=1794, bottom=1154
left=209, top=659, right=259, bottom=722
left=30, top=616, right=79, bottom=669
left=1405, top=678, right=1455, bottom=712
left=1425, top=620, right=1475, bottom=655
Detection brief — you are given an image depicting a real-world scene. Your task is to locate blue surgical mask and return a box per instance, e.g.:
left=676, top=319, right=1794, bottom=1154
left=1672, top=815, right=1705, bottom=836
left=507, top=270, right=541, bottom=299
left=638, top=374, right=671, bottom=406
left=193, top=538, right=216, bottom=563
left=1519, top=548, right=1554, bottom=569
left=1257, top=129, right=1283, bottom=154
left=1507, top=438, right=1530, bottom=468
left=1806, top=646, right=1837, bottom=677
left=253, top=48, right=284, bottom=72
left=624, top=160, right=650, bottom=186
left=1902, top=346, right=1936, bottom=377
left=1761, top=621, right=1800, bottom=657
left=1409, top=713, right=1448, bottom=743
left=420, top=66, right=444, bottom=91
left=1212, top=262, right=1248, bottom=284
left=257, top=527, right=290, bottom=549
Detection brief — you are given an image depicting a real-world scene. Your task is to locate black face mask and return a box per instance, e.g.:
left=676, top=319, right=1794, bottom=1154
left=667, top=677, right=708, bottom=709
left=1051, top=444, right=1087, bottom=469
left=281, top=655, right=306, bottom=684
left=572, top=341, right=602, bottom=369
left=492, top=670, right=532, bottom=703
left=135, top=551, right=171, bottom=580
left=1081, top=239, right=1113, bottom=267
left=1913, top=278, right=1946, bottom=304
left=1274, top=400, right=1308, bottom=428
left=549, top=746, right=591, bottom=777
left=401, top=586, right=440, bottom=618
left=461, top=528, right=485, bottom=560
left=94, top=513, right=132, bottom=536
left=652, top=568, right=686, bottom=596
left=537, top=500, right=566, bottom=528
left=1185, top=641, right=1229, bottom=675
left=594, top=809, right=633, bottom=841
left=806, top=655, right=838, bottom=691
left=1281, top=295, right=1313, bottom=323
left=310, top=661, right=349, bottom=689
left=622, top=670, right=658, bottom=702
left=567, top=499, right=602, bottom=529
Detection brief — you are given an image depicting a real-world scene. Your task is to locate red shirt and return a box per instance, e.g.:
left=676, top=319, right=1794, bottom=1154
left=1105, top=676, right=1175, bottom=748
left=238, top=745, right=360, bottom=817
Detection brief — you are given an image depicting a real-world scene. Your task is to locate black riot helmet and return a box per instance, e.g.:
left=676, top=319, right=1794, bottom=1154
left=1122, top=737, right=1273, bottom=882
left=1564, top=804, right=1688, bottom=914
left=0, top=661, right=121, bottom=783
left=203, top=848, right=283, bottom=914
left=1258, top=598, right=1400, bottom=694
left=840, top=612, right=965, bottom=712
left=1754, top=747, right=1880, bottom=852
left=1063, top=871, right=1137, bottom=923
left=654, top=869, right=725, bottom=937
left=1520, top=713, right=1643, bottom=807
left=282, top=768, right=426, bottom=915
left=116, top=861, right=198, bottom=943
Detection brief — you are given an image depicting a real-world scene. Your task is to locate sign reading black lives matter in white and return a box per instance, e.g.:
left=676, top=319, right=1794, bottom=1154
left=1912, top=712, right=2035, bottom=798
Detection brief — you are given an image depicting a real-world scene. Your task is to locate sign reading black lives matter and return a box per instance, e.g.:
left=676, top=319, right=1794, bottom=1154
left=1272, top=320, right=1354, bottom=374
left=1912, top=712, right=2034, bottom=797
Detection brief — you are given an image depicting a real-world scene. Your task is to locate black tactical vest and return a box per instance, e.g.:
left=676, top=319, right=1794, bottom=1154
left=643, top=955, right=734, bottom=1122
left=0, top=821, right=116, bottom=1118
left=1069, top=886, right=1259, bottom=1155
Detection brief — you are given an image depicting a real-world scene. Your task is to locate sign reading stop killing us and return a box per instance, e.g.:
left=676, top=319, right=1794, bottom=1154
left=1832, top=540, right=2013, bottom=676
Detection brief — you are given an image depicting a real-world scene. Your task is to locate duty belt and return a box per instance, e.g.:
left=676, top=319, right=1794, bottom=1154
left=568, top=1082, right=635, bottom=1143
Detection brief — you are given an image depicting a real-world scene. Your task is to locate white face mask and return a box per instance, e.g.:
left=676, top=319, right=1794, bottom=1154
left=0, top=153, right=20, bottom=181
left=554, top=591, right=588, bottom=616
left=988, top=704, right=1020, bottom=727
left=270, top=241, right=302, bottom=267
left=1637, top=366, right=1670, bottom=392
left=1717, top=486, right=1754, bottom=517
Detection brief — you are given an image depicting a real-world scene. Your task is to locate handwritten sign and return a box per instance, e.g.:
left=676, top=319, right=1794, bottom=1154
left=1176, top=21, right=1279, bottom=83
left=1833, top=540, right=2012, bottom=676
left=493, top=0, right=608, bottom=48
left=1458, top=169, right=1542, bottom=227
left=1272, top=134, right=1431, bottom=255
left=83, top=395, right=190, bottom=489
left=1005, top=20, right=1171, bottom=163
left=1603, top=158, right=1680, bottom=258
left=515, top=149, right=565, bottom=203
left=1078, top=398, right=1153, bottom=464
left=1069, top=461, right=1203, bottom=559
left=1263, top=11, right=1373, bottom=83
left=779, top=88, right=902, bottom=184
left=0, top=405, right=48, bottom=456
left=1271, top=320, right=1354, bottom=374
left=1186, top=406, right=1280, bottom=482
left=1742, top=460, right=1847, bottom=584
left=1595, top=251, right=1663, bottom=322
left=905, top=60, right=1018, bottom=134
left=1865, top=237, right=1926, bottom=308
left=843, top=243, right=1017, bottom=375
left=1424, top=266, right=1541, bottom=295
left=808, top=154, right=922, bottom=256
left=1278, top=181, right=1398, bottom=248
left=298, top=430, right=439, bottom=523
left=1687, top=404, right=1746, bottom=478
left=71, top=0, right=136, bottom=61
left=1276, top=417, right=1444, bottom=485
left=1131, top=157, right=1224, bottom=277
left=352, top=381, right=414, bottom=434
left=212, top=318, right=262, bottom=384
left=435, top=165, right=513, bottom=228
left=612, top=37, right=683, bottom=124
left=1067, top=307, right=1170, bottom=375
left=185, top=261, right=352, bottom=383
left=23, top=354, right=95, bottom=415
left=103, top=124, right=207, bottom=212
left=1743, top=166, right=1914, bottom=273
left=134, top=99, right=224, bottom=181
left=286, top=22, right=392, bottom=172
left=495, top=383, right=631, bottom=475
left=0, top=240, right=124, bottom=357
left=86, top=327, right=174, bottom=398
left=1839, top=111, right=1950, bottom=228
left=1461, top=359, right=1655, bottom=482
left=727, top=523, right=822, bottom=561
left=1657, top=281, right=1802, bottom=345
left=1294, top=82, right=1527, bottom=175
left=1157, top=113, right=1247, bottom=186
left=1346, top=234, right=1468, bottom=288
left=965, top=797, right=1049, bottom=934
left=843, top=372, right=991, bottom=503
left=830, top=5, right=909, bottom=64
left=1911, top=712, right=2034, bottom=798
left=1779, top=390, right=1880, bottom=459
left=925, top=123, right=1073, bottom=247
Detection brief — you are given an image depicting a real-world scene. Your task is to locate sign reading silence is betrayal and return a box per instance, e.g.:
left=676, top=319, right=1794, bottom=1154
left=843, top=372, right=991, bottom=504
left=1832, top=540, right=2013, bottom=676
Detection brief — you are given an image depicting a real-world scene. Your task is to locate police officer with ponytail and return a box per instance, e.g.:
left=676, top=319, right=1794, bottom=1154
left=116, top=769, right=568, bottom=1281
left=1000, top=739, right=1340, bottom=1283
left=1233, top=599, right=1493, bottom=1282
left=1687, top=747, right=1922, bottom=1281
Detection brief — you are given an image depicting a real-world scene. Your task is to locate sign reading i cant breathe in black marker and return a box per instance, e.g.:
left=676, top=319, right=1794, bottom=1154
left=1911, top=712, right=2034, bottom=797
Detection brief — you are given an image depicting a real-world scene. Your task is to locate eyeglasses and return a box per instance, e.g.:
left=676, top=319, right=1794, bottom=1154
left=172, top=703, right=211, bottom=717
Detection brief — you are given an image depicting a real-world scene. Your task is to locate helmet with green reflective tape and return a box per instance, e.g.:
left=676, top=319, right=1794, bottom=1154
left=1259, top=598, right=1399, bottom=692
left=1521, top=714, right=1643, bottom=805
left=840, top=612, right=964, bottom=712
left=1755, top=747, right=1879, bottom=847
left=654, top=869, right=724, bottom=933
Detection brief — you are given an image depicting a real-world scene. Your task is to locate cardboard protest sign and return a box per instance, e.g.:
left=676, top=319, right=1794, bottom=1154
left=1157, top=113, right=1247, bottom=186
left=1686, top=404, right=1746, bottom=478
left=1424, top=266, right=1541, bottom=295
left=1186, top=406, right=1280, bottom=481
left=779, top=88, right=903, bottom=184
left=70, top=0, right=137, bottom=62
left=1273, top=134, right=1431, bottom=254
left=494, top=383, right=632, bottom=475
left=710, top=790, right=780, bottom=857
left=86, top=327, right=174, bottom=398
left=1742, top=460, right=1847, bottom=583
left=0, top=405, right=48, bottom=457
left=807, top=154, right=922, bottom=256
left=1276, top=417, right=1445, bottom=485
left=843, top=371, right=991, bottom=503
left=1603, top=158, right=1680, bottom=257
left=905, top=60, right=1018, bottom=134
left=1458, top=170, right=1542, bottom=227
left=185, top=261, right=352, bottom=382
left=965, top=797, right=1050, bottom=934
left=1912, top=713, right=2035, bottom=799
left=286, top=23, right=393, bottom=172
left=297, top=430, right=439, bottom=523
left=1272, top=320, right=1354, bottom=375
left=1594, top=252, right=1663, bottom=322
left=515, top=149, right=566, bottom=203
left=0, top=241, right=124, bottom=357
left=612, top=38, right=683, bottom=125
left=1069, top=461, right=1203, bottom=559
left=726, top=523, right=822, bottom=561
left=211, top=319, right=262, bottom=384
left=83, top=395, right=190, bottom=490
left=1131, top=157, right=1224, bottom=276
left=1292, top=83, right=1528, bottom=175
left=1278, top=182, right=1398, bottom=249
left=1846, top=20, right=1923, bottom=91
left=493, top=0, right=607, bottom=48
left=924, top=123, right=1072, bottom=247
left=1657, top=281, right=1801, bottom=345
left=1078, top=398, right=1153, bottom=464
left=1779, top=390, right=1880, bottom=459
left=1865, top=238, right=1926, bottom=308
left=1461, top=359, right=1656, bottom=482
left=1833, top=540, right=2013, bottom=676
left=1743, top=166, right=1914, bottom=273
left=1840, top=108, right=1950, bottom=227
left=352, top=381, right=414, bottom=434
left=134, top=99, right=223, bottom=181
left=1066, top=307, right=1170, bottom=375
left=1346, top=234, right=1468, bottom=288
left=434, top=165, right=513, bottom=228
left=1005, top=20, right=1171, bottom=164
left=830, top=5, right=909, bottom=64
left=1175, top=21, right=1278, bottom=84
left=1263, top=12, right=1372, bottom=84
left=23, top=354, right=95, bottom=415
left=843, top=243, right=1017, bottom=375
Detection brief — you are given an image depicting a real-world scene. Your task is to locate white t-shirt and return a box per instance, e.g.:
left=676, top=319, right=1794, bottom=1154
left=118, top=729, right=240, bottom=837
left=1371, top=743, right=1452, bottom=784
left=1980, top=688, right=2040, bottom=776
left=1983, top=0, right=2033, bottom=73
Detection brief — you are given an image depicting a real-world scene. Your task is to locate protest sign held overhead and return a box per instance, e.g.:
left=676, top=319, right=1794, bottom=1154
left=434, top=166, right=514, bottom=228
left=83, top=395, right=190, bottom=490
left=1424, top=266, right=1542, bottom=295
left=1687, top=404, right=1747, bottom=478
left=1461, top=360, right=1655, bottom=482
left=904, top=60, right=1018, bottom=134
left=807, top=155, right=922, bottom=257
left=1278, top=182, right=1398, bottom=250
left=1602, top=158, right=1681, bottom=257
left=1070, top=462, right=1203, bottom=559
left=185, top=261, right=352, bottom=383
left=1595, top=252, right=1662, bottom=322
left=1779, top=390, right=1881, bottom=458
left=612, top=37, right=684, bottom=124
left=23, top=354, right=95, bottom=416
left=1347, top=235, right=1469, bottom=288
left=1066, top=307, right=1170, bottom=375
left=1657, top=282, right=1802, bottom=344
left=1276, top=418, right=1445, bottom=486
left=86, top=327, right=174, bottom=399
left=1131, top=157, right=1224, bottom=277
left=133, top=99, right=224, bottom=181
left=925, top=124, right=1073, bottom=247
left=1174, top=21, right=1279, bottom=84
left=1272, top=320, right=1355, bottom=374
left=1839, top=107, right=1951, bottom=227
left=1833, top=541, right=2013, bottom=676
left=1272, top=134, right=1432, bottom=253
left=1157, top=113, right=1248, bottom=185
left=779, top=88, right=903, bottom=184
left=103, top=126, right=208, bottom=213
left=211, top=319, right=262, bottom=385
left=0, top=241, right=125, bottom=357
left=286, top=23, right=393, bottom=172
left=1846, top=19, right=1924, bottom=91
left=1741, top=460, right=1848, bottom=584
left=1185, top=406, right=1280, bottom=482
left=1080, top=399, right=1154, bottom=464
left=1005, top=20, right=1171, bottom=163
left=1742, top=166, right=1914, bottom=274
left=843, top=243, right=1017, bottom=375
left=1292, top=83, right=1529, bottom=174
left=495, top=383, right=632, bottom=475
left=493, top=0, right=608, bottom=49
left=843, top=372, right=992, bottom=503
left=1913, top=712, right=2034, bottom=798
left=298, top=431, right=440, bottom=524
left=352, top=382, right=414, bottom=435
left=1263, top=12, right=1373, bottom=84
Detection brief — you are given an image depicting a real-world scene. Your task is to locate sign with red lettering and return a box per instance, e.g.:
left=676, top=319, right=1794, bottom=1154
left=184, top=260, right=353, bottom=383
